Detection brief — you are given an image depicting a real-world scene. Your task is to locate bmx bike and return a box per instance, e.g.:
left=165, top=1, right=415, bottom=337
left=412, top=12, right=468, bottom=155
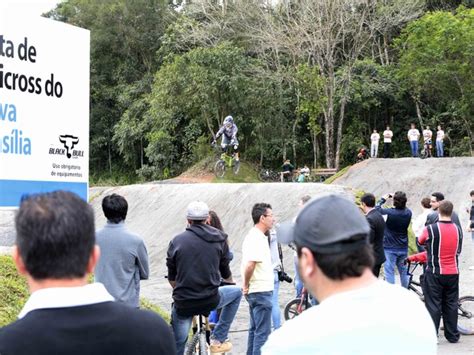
left=212, top=143, right=240, bottom=178
left=406, top=261, right=474, bottom=335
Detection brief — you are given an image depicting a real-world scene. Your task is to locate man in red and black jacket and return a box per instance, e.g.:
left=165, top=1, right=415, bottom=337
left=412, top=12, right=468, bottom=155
left=418, top=200, right=463, bottom=343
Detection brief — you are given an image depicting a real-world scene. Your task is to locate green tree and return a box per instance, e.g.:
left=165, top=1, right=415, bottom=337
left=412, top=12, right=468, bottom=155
left=396, top=7, right=474, bottom=155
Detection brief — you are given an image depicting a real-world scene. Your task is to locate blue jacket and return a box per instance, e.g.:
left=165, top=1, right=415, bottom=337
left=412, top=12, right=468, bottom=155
left=375, top=198, right=412, bottom=250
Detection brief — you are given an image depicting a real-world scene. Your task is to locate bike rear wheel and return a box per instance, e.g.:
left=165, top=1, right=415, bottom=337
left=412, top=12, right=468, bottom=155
left=284, top=298, right=310, bottom=320
left=458, top=296, right=474, bottom=335
left=185, top=332, right=208, bottom=355
left=214, top=160, right=226, bottom=178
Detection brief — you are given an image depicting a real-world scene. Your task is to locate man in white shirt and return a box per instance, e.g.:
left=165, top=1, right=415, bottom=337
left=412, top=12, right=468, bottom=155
left=383, top=125, right=393, bottom=158
left=436, top=125, right=445, bottom=157
left=242, top=203, right=275, bottom=355
left=407, top=123, right=420, bottom=157
left=370, top=129, right=380, bottom=158
left=265, top=195, right=437, bottom=355
left=422, top=126, right=433, bottom=157
left=412, top=197, right=432, bottom=252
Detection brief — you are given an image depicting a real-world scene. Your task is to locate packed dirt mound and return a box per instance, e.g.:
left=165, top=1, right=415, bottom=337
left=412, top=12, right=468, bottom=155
left=335, top=157, right=474, bottom=217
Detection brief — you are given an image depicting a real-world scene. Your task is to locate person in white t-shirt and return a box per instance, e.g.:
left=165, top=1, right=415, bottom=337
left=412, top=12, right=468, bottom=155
left=266, top=195, right=437, bottom=355
left=436, top=125, right=445, bottom=157
left=242, top=203, right=275, bottom=355
left=370, top=129, right=380, bottom=158
left=422, top=126, right=433, bottom=157
left=407, top=123, right=420, bottom=157
left=383, top=125, right=393, bottom=158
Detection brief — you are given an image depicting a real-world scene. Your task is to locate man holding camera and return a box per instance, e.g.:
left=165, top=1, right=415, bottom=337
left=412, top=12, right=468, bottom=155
left=242, top=203, right=275, bottom=355
left=269, top=228, right=292, bottom=331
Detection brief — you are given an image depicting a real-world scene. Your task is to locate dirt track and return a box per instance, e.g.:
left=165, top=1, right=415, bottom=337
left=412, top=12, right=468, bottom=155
left=1, top=157, right=473, bottom=354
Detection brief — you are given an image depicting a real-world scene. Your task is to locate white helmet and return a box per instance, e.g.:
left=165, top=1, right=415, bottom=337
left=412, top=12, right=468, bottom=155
left=223, top=115, right=234, bottom=126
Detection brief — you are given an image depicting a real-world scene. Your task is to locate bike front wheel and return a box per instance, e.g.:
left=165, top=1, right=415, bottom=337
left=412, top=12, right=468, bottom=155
left=214, top=160, right=226, bottom=178
left=458, top=296, right=474, bottom=335
left=284, top=298, right=310, bottom=321
left=232, top=160, right=240, bottom=175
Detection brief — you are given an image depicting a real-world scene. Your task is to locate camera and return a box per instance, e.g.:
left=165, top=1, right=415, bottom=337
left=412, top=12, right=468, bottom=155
left=278, top=270, right=293, bottom=283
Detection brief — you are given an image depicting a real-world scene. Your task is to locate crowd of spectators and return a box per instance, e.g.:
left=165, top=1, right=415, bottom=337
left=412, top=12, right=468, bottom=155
left=1, top=187, right=472, bottom=354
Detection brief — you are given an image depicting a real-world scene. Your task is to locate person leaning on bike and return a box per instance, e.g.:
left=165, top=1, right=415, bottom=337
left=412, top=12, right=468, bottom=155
left=213, top=115, right=239, bottom=161
left=418, top=200, right=463, bottom=343
left=166, top=201, right=242, bottom=355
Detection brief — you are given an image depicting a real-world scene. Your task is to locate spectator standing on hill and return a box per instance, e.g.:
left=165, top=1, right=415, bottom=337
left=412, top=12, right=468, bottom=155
left=95, top=194, right=149, bottom=308
left=375, top=191, right=412, bottom=287
left=242, top=203, right=275, bottom=355
left=412, top=197, right=432, bottom=252
left=407, top=123, right=420, bottom=157
left=167, top=201, right=242, bottom=354
left=383, top=125, right=393, bottom=158
left=436, top=125, right=445, bottom=157
left=370, top=129, right=380, bottom=158
left=0, top=191, right=176, bottom=355
left=426, top=192, right=462, bottom=230
left=361, top=193, right=386, bottom=277
left=422, top=126, right=433, bottom=157
left=418, top=201, right=462, bottom=343
left=264, top=195, right=436, bottom=355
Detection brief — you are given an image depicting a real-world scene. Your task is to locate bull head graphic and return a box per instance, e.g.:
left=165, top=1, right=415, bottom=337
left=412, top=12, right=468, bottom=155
left=59, top=135, right=79, bottom=158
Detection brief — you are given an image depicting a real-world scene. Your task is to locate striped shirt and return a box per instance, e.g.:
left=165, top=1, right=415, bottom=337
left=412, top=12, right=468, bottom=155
left=418, top=221, right=462, bottom=275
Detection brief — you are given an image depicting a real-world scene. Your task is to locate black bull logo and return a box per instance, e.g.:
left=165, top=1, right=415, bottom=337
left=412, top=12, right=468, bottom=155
left=59, top=135, right=79, bottom=158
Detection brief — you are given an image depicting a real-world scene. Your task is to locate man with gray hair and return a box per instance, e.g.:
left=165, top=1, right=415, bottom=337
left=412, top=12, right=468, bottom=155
left=264, top=194, right=436, bottom=354
left=167, top=201, right=242, bottom=354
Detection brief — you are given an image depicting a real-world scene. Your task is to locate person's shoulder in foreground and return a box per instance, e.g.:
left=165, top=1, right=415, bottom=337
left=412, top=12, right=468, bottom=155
left=0, top=300, right=176, bottom=355
left=267, top=194, right=436, bottom=355
left=0, top=190, right=176, bottom=355
left=263, top=280, right=436, bottom=355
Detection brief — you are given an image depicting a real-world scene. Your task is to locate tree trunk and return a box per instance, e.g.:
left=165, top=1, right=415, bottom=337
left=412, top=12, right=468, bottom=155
left=324, top=75, right=336, bottom=168
left=140, top=137, right=144, bottom=169
left=108, top=141, right=112, bottom=175
left=412, top=95, right=424, bottom=128
left=335, top=95, right=348, bottom=170
left=312, top=131, right=320, bottom=168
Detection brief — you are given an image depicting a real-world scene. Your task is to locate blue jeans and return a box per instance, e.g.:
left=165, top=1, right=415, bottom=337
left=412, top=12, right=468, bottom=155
left=384, top=248, right=409, bottom=288
left=410, top=140, right=419, bottom=157
left=171, top=285, right=242, bottom=355
left=246, top=291, right=272, bottom=355
left=272, top=271, right=281, bottom=330
left=294, top=256, right=303, bottom=298
left=436, top=140, right=444, bottom=157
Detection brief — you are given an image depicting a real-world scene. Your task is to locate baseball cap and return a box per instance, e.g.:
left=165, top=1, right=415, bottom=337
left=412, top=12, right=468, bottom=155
left=277, top=194, right=370, bottom=254
left=186, top=201, right=209, bottom=220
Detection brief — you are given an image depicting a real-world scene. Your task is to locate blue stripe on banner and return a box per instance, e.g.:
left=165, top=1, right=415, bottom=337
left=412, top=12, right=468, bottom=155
left=0, top=180, right=88, bottom=207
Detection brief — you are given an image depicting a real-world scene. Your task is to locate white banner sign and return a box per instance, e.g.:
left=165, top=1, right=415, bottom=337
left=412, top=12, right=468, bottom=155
left=0, top=13, right=90, bottom=207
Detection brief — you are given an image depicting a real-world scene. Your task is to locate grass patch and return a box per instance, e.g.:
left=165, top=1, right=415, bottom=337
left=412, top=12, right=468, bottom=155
left=323, top=165, right=350, bottom=184
left=0, top=255, right=169, bottom=326
left=0, top=255, right=28, bottom=327
left=212, top=161, right=260, bottom=183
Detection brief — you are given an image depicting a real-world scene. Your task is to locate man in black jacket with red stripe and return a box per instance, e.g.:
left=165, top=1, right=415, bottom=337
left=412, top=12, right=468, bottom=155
left=418, top=200, right=463, bottom=343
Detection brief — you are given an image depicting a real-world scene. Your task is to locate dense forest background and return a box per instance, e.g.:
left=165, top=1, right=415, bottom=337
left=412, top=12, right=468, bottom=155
left=46, top=0, right=474, bottom=183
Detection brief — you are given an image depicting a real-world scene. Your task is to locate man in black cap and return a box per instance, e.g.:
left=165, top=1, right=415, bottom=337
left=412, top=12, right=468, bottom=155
left=263, top=194, right=437, bottom=354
